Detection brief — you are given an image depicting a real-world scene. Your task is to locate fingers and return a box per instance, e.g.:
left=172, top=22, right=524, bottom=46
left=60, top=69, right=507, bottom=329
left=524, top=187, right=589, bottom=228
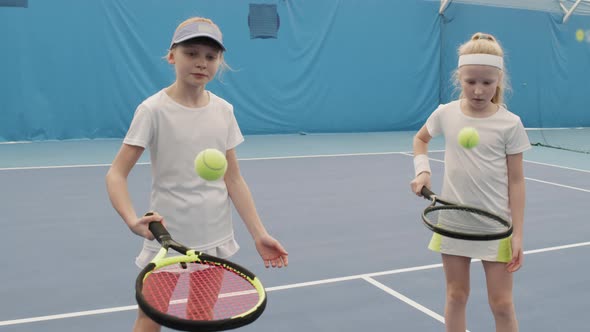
left=142, top=211, right=163, bottom=223
left=137, top=211, right=164, bottom=240
left=261, top=243, right=288, bottom=268
left=410, top=177, right=431, bottom=196
left=142, top=212, right=165, bottom=228
left=264, top=255, right=288, bottom=268
left=506, top=262, right=520, bottom=273
left=264, top=251, right=288, bottom=268
left=506, top=251, right=523, bottom=273
left=275, top=255, right=288, bottom=268
left=256, top=236, right=289, bottom=268
left=416, top=184, right=424, bottom=196
left=410, top=180, right=421, bottom=196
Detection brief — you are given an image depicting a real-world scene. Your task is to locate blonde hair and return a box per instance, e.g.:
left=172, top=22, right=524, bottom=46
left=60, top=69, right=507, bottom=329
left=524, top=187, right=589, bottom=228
left=167, top=17, right=231, bottom=79
left=453, top=32, right=510, bottom=105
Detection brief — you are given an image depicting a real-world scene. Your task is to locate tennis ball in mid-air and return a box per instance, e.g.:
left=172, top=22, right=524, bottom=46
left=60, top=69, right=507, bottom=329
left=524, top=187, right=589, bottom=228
left=194, top=149, right=227, bottom=181
left=458, top=127, right=480, bottom=149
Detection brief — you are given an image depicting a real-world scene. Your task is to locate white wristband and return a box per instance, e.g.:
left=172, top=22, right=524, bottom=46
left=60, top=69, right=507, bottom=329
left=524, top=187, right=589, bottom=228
left=413, top=154, right=431, bottom=177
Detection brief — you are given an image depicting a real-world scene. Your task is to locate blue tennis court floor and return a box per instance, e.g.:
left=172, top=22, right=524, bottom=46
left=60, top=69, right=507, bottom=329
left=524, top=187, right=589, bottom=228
left=0, top=132, right=588, bottom=331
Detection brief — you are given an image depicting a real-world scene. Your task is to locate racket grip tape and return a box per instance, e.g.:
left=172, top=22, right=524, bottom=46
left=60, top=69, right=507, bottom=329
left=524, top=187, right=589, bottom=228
left=421, top=186, right=434, bottom=200
left=144, top=212, right=172, bottom=244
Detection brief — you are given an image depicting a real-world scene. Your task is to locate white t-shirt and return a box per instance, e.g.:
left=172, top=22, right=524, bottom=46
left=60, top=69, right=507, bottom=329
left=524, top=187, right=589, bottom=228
left=426, top=100, right=531, bottom=221
left=124, top=89, right=244, bottom=261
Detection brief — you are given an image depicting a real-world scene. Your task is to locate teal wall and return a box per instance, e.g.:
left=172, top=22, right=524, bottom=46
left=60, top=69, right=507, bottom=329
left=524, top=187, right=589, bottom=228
left=0, top=1, right=588, bottom=141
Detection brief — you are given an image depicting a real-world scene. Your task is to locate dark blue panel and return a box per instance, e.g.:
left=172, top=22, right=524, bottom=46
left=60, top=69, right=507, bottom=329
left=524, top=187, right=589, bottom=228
left=248, top=4, right=279, bottom=39
left=0, top=0, right=27, bottom=7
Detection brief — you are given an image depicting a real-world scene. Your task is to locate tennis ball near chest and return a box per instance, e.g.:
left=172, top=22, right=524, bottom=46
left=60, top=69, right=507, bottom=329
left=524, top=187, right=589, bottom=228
left=457, top=127, right=480, bottom=149
left=194, top=149, right=227, bottom=181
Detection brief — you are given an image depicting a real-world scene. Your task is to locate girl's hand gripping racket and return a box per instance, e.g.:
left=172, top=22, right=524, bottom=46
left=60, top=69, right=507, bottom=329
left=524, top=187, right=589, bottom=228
left=135, top=213, right=267, bottom=332
left=420, top=187, right=512, bottom=241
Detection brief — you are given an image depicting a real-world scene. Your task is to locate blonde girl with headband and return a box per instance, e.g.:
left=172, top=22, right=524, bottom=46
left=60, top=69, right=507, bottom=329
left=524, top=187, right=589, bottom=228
left=410, top=32, right=530, bottom=331
left=106, top=17, right=288, bottom=332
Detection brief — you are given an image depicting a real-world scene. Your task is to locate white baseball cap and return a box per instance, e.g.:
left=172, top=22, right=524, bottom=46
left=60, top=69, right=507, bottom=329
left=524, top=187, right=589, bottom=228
left=170, top=21, right=225, bottom=51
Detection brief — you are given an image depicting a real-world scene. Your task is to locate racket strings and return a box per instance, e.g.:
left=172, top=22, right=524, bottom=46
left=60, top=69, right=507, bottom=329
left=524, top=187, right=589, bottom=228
left=143, top=271, right=181, bottom=313
left=185, top=267, right=224, bottom=320
left=425, top=207, right=508, bottom=235
left=141, top=262, right=260, bottom=321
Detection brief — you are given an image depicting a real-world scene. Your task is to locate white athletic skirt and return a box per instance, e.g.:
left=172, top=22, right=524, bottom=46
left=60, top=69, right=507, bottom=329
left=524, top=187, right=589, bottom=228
left=428, top=233, right=512, bottom=262
left=135, top=237, right=240, bottom=269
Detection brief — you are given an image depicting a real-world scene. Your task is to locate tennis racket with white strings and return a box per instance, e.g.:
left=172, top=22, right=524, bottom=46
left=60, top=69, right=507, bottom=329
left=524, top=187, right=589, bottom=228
left=420, top=187, right=512, bottom=241
left=135, top=213, right=266, bottom=331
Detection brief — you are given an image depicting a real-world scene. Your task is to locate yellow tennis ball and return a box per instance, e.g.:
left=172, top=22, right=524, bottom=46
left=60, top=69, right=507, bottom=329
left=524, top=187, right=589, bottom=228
left=194, top=149, right=227, bottom=181
left=458, top=127, right=479, bottom=149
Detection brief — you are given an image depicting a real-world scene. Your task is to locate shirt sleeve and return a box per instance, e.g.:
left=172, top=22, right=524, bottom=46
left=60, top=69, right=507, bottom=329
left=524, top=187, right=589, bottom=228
left=226, top=105, right=244, bottom=150
left=506, top=118, right=531, bottom=155
left=123, top=104, right=153, bottom=148
left=425, top=104, right=444, bottom=138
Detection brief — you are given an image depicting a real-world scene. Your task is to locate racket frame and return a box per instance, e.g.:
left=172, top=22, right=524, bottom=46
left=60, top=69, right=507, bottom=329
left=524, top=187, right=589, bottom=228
left=135, top=219, right=267, bottom=332
left=420, top=187, right=513, bottom=241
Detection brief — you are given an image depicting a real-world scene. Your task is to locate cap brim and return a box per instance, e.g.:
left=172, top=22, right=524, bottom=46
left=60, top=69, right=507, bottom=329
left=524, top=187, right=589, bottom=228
left=171, top=34, right=225, bottom=51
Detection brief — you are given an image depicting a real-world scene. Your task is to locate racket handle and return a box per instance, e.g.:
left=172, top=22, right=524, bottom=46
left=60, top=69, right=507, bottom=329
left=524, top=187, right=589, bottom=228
left=144, top=212, right=172, bottom=244
left=421, top=186, right=434, bottom=200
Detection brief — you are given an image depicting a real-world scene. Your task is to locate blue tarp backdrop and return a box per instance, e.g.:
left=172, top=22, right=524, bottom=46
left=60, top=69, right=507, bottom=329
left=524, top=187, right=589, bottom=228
left=440, top=3, right=590, bottom=129
left=0, top=1, right=588, bottom=141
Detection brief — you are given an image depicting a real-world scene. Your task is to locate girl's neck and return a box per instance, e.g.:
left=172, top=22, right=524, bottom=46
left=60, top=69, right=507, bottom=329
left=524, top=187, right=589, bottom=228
left=165, top=82, right=209, bottom=108
left=460, top=99, right=499, bottom=118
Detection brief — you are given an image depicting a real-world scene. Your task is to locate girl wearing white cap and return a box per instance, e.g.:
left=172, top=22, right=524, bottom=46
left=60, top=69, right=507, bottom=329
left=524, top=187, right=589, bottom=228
left=106, top=17, right=288, bottom=332
left=410, top=33, right=530, bottom=331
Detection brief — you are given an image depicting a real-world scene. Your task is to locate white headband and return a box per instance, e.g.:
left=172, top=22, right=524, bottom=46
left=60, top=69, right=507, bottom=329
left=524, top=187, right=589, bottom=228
left=458, top=54, right=503, bottom=70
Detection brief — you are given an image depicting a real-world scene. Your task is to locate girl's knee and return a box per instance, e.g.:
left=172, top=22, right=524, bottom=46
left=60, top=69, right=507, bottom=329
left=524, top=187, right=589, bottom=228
left=489, top=298, right=515, bottom=319
left=446, top=287, right=470, bottom=306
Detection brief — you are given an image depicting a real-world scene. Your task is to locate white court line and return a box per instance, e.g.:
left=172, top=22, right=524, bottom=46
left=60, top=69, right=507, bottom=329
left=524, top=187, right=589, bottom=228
left=362, top=277, right=445, bottom=323
left=0, top=306, right=141, bottom=326
left=421, top=156, right=590, bottom=193
left=523, top=241, right=590, bottom=254
left=361, top=276, right=468, bottom=331
left=526, top=127, right=587, bottom=130
left=239, top=151, right=447, bottom=161
left=0, top=162, right=149, bottom=171
left=0, top=141, right=32, bottom=145
left=0, top=151, right=447, bottom=171
left=1, top=241, right=589, bottom=327
left=524, top=160, right=590, bottom=173
left=525, top=178, right=590, bottom=193
left=402, top=151, right=590, bottom=173
left=165, top=289, right=259, bottom=307
left=0, top=149, right=586, bottom=172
